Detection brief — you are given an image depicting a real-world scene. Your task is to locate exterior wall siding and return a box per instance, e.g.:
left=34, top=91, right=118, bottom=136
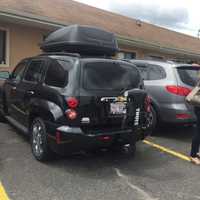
left=0, top=22, right=46, bottom=71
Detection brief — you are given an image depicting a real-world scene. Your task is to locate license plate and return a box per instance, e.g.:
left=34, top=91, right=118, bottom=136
left=110, top=102, right=126, bottom=115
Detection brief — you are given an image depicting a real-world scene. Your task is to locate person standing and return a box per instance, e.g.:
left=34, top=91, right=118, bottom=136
left=190, top=106, right=200, bottom=164
left=188, top=68, right=200, bottom=164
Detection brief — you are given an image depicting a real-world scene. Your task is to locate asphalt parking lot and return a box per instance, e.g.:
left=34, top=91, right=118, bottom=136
left=1, top=122, right=200, bottom=200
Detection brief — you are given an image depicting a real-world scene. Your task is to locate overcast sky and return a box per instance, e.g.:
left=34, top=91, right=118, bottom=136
left=74, top=0, right=200, bottom=37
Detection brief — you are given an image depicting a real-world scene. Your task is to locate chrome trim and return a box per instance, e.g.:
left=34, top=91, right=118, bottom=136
left=101, top=97, right=117, bottom=102
left=57, top=126, right=82, bottom=134
left=81, top=117, right=90, bottom=124
left=11, top=104, right=27, bottom=115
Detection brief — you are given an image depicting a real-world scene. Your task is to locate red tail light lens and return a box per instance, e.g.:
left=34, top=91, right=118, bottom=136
left=66, top=109, right=77, bottom=120
left=176, top=113, right=192, bottom=119
left=66, top=97, right=79, bottom=108
left=145, top=95, right=151, bottom=113
left=166, top=86, right=191, bottom=96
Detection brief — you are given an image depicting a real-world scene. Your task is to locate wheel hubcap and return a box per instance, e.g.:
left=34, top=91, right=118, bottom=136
left=32, top=122, right=44, bottom=156
left=147, top=111, right=154, bottom=128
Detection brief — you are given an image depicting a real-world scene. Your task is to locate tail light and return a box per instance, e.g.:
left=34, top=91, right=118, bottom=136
left=176, top=113, right=192, bottom=119
left=166, top=86, right=191, bottom=96
left=66, top=97, right=79, bottom=108
left=66, top=109, right=77, bottom=120
left=66, top=97, right=78, bottom=120
left=145, top=95, right=151, bottom=113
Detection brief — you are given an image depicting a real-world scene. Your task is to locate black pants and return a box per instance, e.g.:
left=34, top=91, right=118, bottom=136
left=191, top=107, right=200, bottom=157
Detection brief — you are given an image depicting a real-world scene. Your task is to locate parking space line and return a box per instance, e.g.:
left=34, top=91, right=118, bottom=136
left=114, top=168, right=157, bottom=200
left=0, top=182, right=10, bottom=200
left=143, top=140, right=191, bottom=162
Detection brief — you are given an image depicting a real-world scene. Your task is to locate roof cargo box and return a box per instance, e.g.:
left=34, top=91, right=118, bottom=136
left=40, top=25, right=119, bottom=56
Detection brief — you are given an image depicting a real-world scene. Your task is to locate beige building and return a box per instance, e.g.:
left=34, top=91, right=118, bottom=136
left=1, top=0, right=200, bottom=71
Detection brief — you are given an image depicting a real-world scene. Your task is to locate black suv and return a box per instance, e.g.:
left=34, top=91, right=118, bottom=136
left=0, top=25, right=149, bottom=161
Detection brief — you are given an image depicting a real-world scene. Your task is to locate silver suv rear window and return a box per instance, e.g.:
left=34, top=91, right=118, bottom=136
left=177, top=66, right=200, bottom=87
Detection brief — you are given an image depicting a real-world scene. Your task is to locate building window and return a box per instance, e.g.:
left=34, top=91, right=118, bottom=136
left=147, top=55, right=164, bottom=61
left=0, top=29, right=7, bottom=65
left=118, top=51, right=136, bottom=60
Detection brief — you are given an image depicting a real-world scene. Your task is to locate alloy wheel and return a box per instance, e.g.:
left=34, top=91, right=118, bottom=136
left=32, top=121, right=44, bottom=157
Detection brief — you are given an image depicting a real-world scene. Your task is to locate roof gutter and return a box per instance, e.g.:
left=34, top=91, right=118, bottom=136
left=117, top=35, right=200, bottom=60
left=0, top=9, right=65, bottom=29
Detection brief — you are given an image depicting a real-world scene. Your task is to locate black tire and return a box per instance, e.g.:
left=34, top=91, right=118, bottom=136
left=0, top=112, right=5, bottom=122
left=30, top=117, right=54, bottom=161
left=0, top=109, right=7, bottom=123
left=146, top=106, right=157, bottom=135
left=0, top=97, right=8, bottom=123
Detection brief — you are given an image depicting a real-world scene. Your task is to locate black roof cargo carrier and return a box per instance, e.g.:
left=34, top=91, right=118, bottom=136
left=40, top=25, right=119, bottom=56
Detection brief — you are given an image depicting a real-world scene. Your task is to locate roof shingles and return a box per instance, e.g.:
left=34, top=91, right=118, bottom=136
left=1, top=0, right=200, bottom=54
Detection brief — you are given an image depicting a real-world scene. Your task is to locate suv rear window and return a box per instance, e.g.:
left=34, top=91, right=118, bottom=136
left=177, top=66, right=200, bottom=87
left=83, top=62, right=140, bottom=90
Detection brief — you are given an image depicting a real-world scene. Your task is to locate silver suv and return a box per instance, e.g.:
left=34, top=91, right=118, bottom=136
left=130, top=60, right=200, bottom=129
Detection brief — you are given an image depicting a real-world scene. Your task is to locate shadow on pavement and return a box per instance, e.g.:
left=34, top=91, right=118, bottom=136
left=152, top=124, right=195, bottom=142
left=42, top=144, right=171, bottom=181
left=0, top=120, right=183, bottom=182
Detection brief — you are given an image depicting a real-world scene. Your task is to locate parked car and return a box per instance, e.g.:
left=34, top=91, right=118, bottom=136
left=0, top=71, right=10, bottom=118
left=0, top=71, right=10, bottom=86
left=129, top=59, right=200, bottom=129
left=0, top=25, right=150, bottom=161
left=0, top=55, right=150, bottom=161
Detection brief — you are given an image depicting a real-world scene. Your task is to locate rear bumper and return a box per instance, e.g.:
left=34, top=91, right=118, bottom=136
left=159, top=103, right=196, bottom=124
left=47, top=124, right=145, bottom=155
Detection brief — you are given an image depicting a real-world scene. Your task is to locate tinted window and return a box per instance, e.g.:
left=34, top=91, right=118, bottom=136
left=83, top=62, right=140, bottom=90
left=118, top=52, right=136, bottom=60
left=177, top=67, right=200, bottom=87
left=24, top=61, right=43, bottom=82
left=0, top=71, right=9, bottom=79
left=45, top=60, right=70, bottom=88
left=136, top=65, right=148, bottom=80
left=148, top=64, right=166, bottom=80
left=12, top=62, right=27, bottom=81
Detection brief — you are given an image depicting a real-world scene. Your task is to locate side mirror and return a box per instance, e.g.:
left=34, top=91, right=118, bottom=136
left=0, top=71, right=10, bottom=80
